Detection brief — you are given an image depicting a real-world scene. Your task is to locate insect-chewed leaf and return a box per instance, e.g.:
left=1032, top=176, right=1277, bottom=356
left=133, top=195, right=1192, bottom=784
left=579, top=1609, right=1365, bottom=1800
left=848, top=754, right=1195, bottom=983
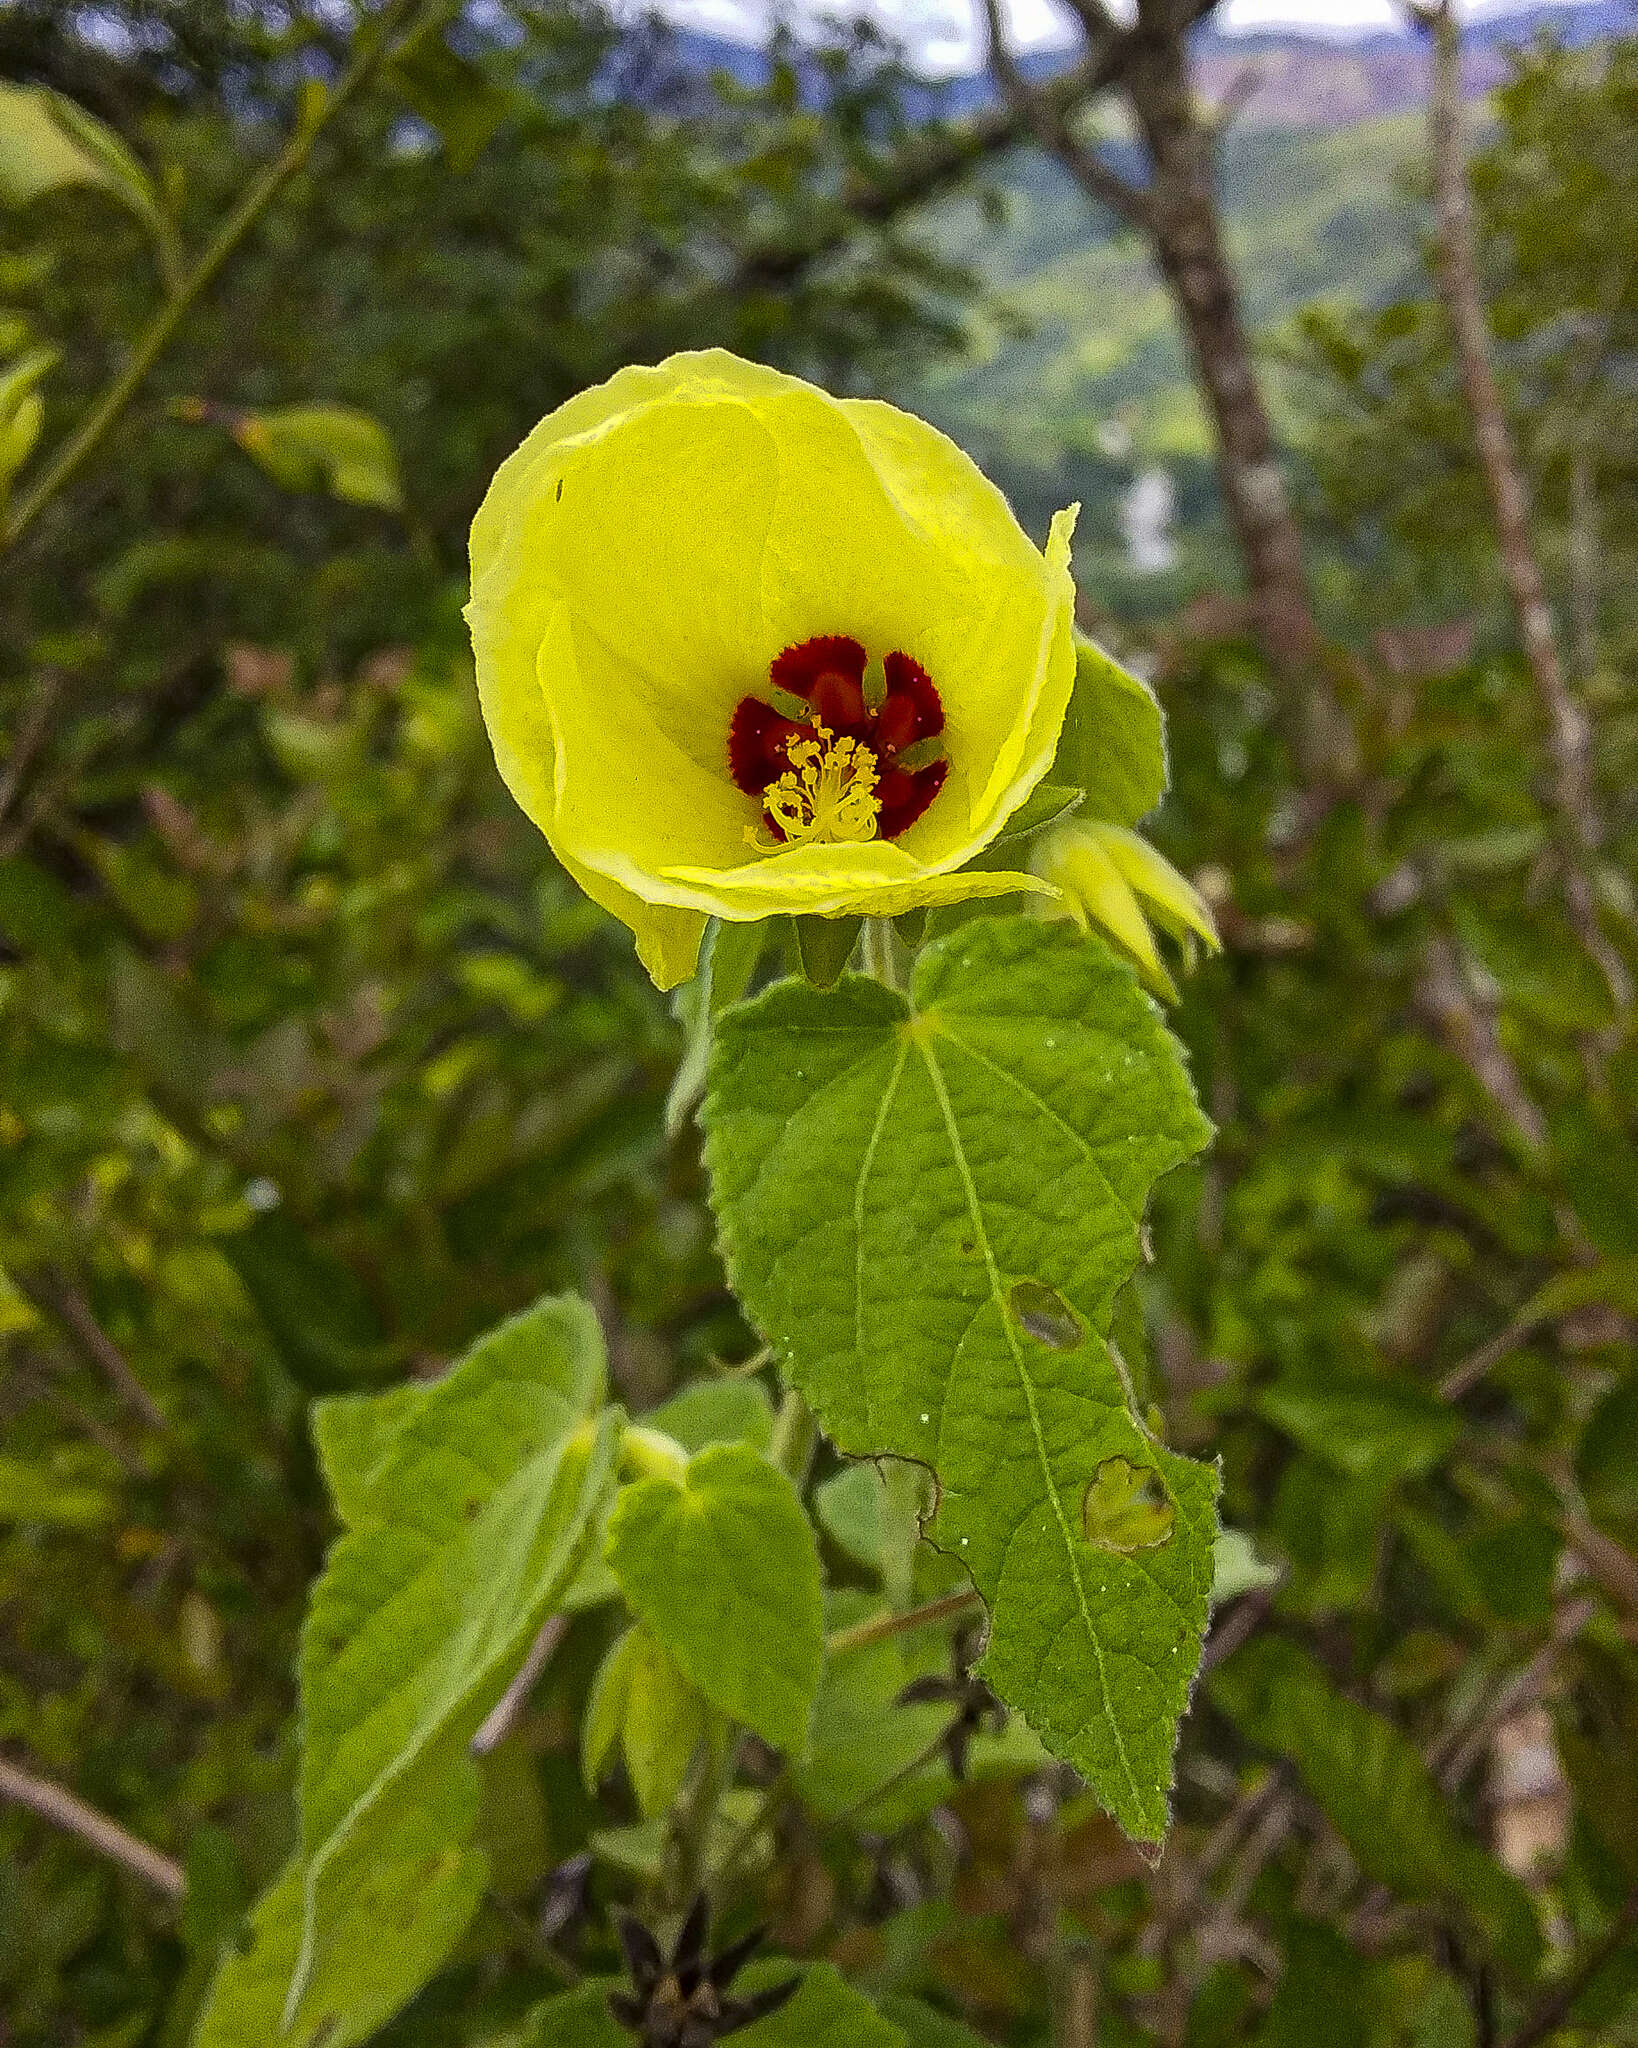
left=1083, top=1455, right=1176, bottom=1552
left=703, top=915, right=1217, bottom=1841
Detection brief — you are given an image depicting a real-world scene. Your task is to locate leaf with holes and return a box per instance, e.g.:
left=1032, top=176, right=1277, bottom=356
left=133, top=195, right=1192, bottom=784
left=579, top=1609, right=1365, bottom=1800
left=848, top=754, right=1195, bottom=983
left=703, top=915, right=1215, bottom=1840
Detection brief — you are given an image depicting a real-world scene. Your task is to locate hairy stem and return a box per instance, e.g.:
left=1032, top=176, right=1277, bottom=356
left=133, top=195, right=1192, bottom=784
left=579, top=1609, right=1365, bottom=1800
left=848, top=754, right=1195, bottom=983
left=769, top=1386, right=819, bottom=1485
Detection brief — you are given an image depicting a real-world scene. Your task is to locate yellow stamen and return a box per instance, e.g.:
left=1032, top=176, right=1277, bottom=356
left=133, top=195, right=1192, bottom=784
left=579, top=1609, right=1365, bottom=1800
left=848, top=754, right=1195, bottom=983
left=762, top=724, right=881, bottom=846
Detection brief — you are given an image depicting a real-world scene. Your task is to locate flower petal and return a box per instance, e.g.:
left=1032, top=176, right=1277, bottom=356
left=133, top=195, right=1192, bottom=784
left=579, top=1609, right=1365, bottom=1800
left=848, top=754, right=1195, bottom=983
left=466, top=352, right=1082, bottom=983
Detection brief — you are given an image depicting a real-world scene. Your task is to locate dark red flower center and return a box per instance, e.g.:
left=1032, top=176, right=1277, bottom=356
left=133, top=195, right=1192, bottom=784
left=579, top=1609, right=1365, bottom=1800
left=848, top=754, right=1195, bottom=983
left=728, top=636, right=947, bottom=846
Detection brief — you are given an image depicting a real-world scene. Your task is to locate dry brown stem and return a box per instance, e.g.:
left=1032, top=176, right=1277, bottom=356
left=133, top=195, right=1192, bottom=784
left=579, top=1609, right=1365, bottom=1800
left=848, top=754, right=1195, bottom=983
left=0, top=1752, right=185, bottom=1899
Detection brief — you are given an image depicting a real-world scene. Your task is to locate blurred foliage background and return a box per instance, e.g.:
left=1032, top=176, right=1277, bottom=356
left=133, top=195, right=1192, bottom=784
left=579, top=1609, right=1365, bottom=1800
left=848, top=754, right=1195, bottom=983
left=1, top=1, right=1636, bottom=2043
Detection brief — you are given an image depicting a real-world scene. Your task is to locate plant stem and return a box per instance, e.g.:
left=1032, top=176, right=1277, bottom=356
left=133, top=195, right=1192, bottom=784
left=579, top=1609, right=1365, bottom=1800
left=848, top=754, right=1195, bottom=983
left=769, top=1386, right=818, bottom=1485
left=4, top=0, right=436, bottom=552
left=667, top=1731, right=731, bottom=1913
left=1415, top=0, right=1631, bottom=1014
left=0, top=1752, right=185, bottom=1900
left=862, top=916, right=907, bottom=992
left=711, top=1767, right=791, bottom=1896
left=824, top=1589, right=982, bottom=1659
left=832, top=1720, right=957, bottom=1826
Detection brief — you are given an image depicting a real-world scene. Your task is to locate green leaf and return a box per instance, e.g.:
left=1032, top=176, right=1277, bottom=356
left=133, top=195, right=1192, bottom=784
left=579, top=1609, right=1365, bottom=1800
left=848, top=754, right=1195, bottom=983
left=1579, top=1377, right=1638, bottom=1524
left=224, top=1209, right=394, bottom=1393
left=518, top=1967, right=904, bottom=2047
left=192, top=1744, right=487, bottom=2048
left=1052, top=634, right=1167, bottom=826
left=1522, top=1254, right=1638, bottom=1325
left=815, top=1463, right=895, bottom=1574
left=732, top=1961, right=906, bottom=2046
left=648, top=1376, right=776, bottom=1454
left=1257, top=1376, right=1460, bottom=1486
left=878, top=1997, right=993, bottom=2047
left=988, top=781, right=1085, bottom=847
left=703, top=916, right=1216, bottom=1840
left=0, top=84, right=178, bottom=278
left=1213, top=1638, right=1540, bottom=1972
left=518, top=1982, right=630, bottom=2047
left=797, top=1593, right=953, bottom=1823
left=1257, top=1921, right=1370, bottom=2048
left=390, top=32, right=511, bottom=173
left=0, top=346, right=55, bottom=504
left=605, top=1442, right=823, bottom=1755
left=583, top=1623, right=709, bottom=1818
left=293, top=1296, right=617, bottom=2006
left=0, top=1453, right=114, bottom=1529
left=516, top=1965, right=902, bottom=2047
left=229, top=403, right=404, bottom=512
left=312, top=1300, right=604, bottom=1526
left=311, top=1381, right=428, bottom=1528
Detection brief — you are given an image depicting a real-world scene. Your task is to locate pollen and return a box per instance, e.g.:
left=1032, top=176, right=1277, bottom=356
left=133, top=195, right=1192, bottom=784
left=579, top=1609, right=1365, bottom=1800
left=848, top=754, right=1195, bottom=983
left=761, top=725, right=882, bottom=846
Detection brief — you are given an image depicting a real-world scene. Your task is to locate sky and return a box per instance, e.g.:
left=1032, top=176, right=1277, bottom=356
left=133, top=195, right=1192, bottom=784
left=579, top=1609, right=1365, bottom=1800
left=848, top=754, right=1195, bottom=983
left=637, top=0, right=1592, bottom=70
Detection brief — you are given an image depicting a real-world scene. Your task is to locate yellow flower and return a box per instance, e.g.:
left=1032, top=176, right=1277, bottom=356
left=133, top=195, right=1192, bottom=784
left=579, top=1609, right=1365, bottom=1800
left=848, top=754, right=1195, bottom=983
left=465, top=349, right=1079, bottom=988
left=1031, top=819, right=1219, bottom=1003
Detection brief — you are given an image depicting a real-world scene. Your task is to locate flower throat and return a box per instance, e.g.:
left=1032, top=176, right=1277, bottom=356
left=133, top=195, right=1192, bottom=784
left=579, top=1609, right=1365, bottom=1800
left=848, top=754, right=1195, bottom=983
left=728, top=636, right=947, bottom=848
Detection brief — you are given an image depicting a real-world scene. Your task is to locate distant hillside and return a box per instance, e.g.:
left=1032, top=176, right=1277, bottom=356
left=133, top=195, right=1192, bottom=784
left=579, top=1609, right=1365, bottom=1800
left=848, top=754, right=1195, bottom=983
left=895, top=113, right=1425, bottom=610
left=654, top=1, right=1630, bottom=607
left=665, top=0, right=1632, bottom=131
left=1185, top=0, right=1629, bottom=128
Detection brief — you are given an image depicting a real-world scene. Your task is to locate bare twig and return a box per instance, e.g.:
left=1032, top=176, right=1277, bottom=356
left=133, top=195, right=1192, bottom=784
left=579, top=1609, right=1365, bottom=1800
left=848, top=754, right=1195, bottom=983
left=14, top=1266, right=167, bottom=1432
left=1429, top=1597, right=1597, bottom=1791
left=471, top=1614, right=568, bottom=1756
left=1201, top=1586, right=1279, bottom=1673
left=723, top=33, right=1142, bottom=297
left=0, top=672, right=63, bottom=833
left=980, top=0, right=1147, bottom=228
left=0, top=1752, right=185, bottom=1900
left=1499, top=1887, right=1638, bottom=2048
left=1414, top=0, right=1631, bottom=1014
left=1195, top=1773, right=1286, bottom=1884
left=1415, top=932, right=1547, bottom=1151
left=1439, top=1315, right=1538, bottom=1402
left=1559, top=1513, right=1638, bottom=1624
left=1207, top=62, right=1267, bottom=145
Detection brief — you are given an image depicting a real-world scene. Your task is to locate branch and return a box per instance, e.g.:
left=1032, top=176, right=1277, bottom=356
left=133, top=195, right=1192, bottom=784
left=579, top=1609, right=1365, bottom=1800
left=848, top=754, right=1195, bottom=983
left=0, top=1752, right=185, bottom=1900
left=14, top=1265, right=167, bottom=1432
left=3, top=0, right=440, bottom=551
left=980, top=0, right=1148, bottom=229
left=725, top=35, right=1139, bottom=296
left=1415, top=0, right=1631, bottom=1015
left=1414, top=931, right=1547, bottom=1151
left=1560, top=1512, right=1638, bottom=1624
left=1428, top=1595, right=1597, bottom=1791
